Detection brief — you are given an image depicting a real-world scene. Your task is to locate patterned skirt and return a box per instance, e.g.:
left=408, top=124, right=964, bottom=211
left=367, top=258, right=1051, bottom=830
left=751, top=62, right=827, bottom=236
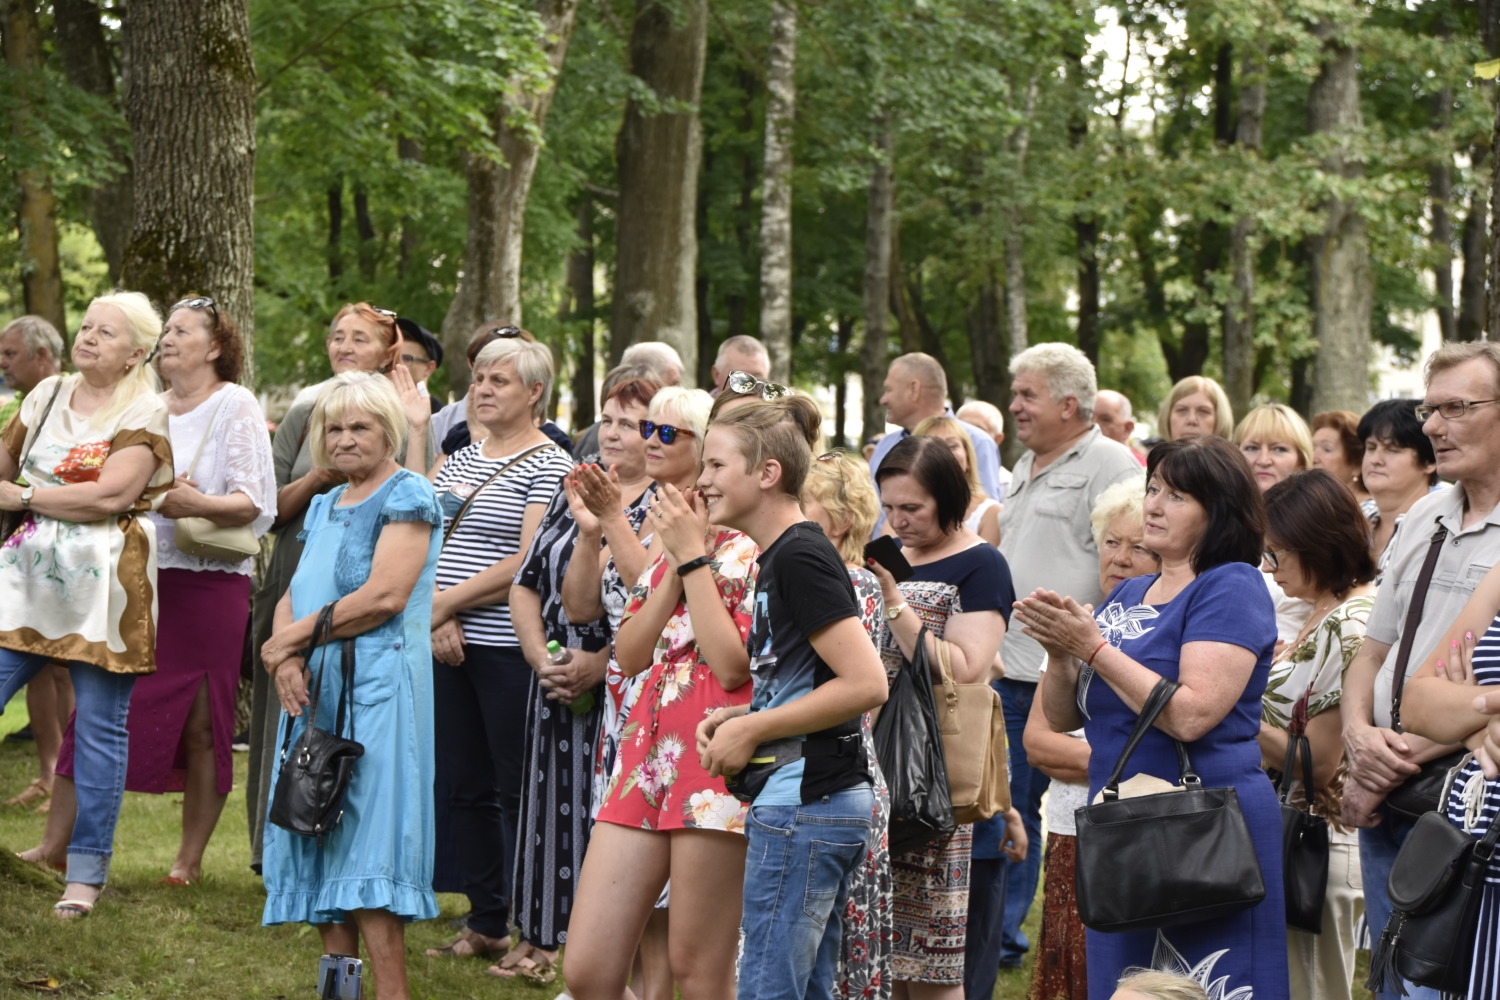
left=890, top=824, right=973, bottom=984
left=513, top=670, right=602, bottom=949
left=1029, top=833, right=1089, bottom=1000
left=836, top=715, right=894, bottom=999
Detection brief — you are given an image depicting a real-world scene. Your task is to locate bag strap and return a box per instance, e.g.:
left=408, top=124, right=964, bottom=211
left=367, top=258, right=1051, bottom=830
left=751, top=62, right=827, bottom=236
left=1277, top=733, right=1317, bottom=807
left=12, top=379, right=63, bottom=476
left=1101, top=677, right=1197, bottom=801
left=278, top=601, right=340, bottom=760
left=441, top=442, right=557, bottom=545
left=1390, top=518, right=1449, bottom=733
left=182, top=392, right=231, bottom=482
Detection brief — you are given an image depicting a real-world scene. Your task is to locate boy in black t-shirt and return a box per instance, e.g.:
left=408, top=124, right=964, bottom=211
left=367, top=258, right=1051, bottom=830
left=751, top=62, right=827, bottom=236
left=694, top=397, right=888, bottom=1000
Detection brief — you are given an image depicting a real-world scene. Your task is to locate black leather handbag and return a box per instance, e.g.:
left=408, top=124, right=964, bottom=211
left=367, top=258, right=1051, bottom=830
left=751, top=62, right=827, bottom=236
left=1075, top=678, right=1266, bottom=933
left=1383, top=750, right=1467, bottom=821
left=268, top=602, right=364, bottom=842
left=1367, top=808, right=1500, bottom=994
left=1278, top=733, right=1330, bottom=934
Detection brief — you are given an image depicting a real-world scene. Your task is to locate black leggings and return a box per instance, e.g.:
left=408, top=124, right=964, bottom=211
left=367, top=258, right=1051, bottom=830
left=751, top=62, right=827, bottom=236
left=432, top=643, right=533, bottom=938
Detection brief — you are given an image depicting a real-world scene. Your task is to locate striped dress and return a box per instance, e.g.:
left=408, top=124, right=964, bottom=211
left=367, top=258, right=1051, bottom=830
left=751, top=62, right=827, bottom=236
left=1442, top=613, right=1500, bottom=999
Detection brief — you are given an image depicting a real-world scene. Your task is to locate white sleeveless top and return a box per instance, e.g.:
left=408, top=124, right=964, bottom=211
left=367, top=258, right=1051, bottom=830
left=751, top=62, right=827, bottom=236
left=964, top=496, right=1000, bottom=536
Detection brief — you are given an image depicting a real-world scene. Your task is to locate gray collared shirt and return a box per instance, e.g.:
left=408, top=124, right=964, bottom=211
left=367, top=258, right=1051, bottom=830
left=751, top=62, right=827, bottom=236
left=1368, top=484, right=1500, bottom=729
left=998, top=425, right=1142, bottom=683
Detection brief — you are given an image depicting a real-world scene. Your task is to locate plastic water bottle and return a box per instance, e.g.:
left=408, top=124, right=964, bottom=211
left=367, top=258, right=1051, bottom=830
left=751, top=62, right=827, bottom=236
left=546, top=640, right=594, bottom=715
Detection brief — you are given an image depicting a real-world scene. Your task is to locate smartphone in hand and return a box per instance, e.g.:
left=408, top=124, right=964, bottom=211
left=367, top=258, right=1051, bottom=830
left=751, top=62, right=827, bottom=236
left=863, top=535, right=914, bottom=583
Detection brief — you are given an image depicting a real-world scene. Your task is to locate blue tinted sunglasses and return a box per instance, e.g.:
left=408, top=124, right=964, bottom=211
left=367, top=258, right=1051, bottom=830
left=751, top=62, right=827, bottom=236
left=640, top=421, right=697, bottom=445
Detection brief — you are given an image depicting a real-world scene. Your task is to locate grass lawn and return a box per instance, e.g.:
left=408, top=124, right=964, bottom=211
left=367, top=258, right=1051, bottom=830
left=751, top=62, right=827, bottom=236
left=0, top=701, right=1045, bottom=999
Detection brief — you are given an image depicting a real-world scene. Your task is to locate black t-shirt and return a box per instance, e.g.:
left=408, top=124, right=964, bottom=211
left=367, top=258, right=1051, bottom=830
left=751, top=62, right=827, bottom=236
left=747, top=521, right=872, bottom=804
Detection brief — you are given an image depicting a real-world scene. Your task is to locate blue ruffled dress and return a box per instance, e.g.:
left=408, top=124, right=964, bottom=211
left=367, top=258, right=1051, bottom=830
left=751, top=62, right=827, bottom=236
left=262, top=470, right=443, bottom=925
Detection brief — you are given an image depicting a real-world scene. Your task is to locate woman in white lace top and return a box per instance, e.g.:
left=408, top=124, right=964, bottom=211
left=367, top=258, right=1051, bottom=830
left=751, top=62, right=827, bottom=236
left=46, top=296, right=276, bottom=884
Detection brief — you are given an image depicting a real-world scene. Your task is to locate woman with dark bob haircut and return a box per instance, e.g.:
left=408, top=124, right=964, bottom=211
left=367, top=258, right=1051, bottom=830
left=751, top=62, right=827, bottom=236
left=1356, top=398, right=1437, bottom=570
left=874, top=434, right=971, bottom=534
left=1020, top=436, right=1286, bottom=999
left=1257, top=470, right=1375, bottom=999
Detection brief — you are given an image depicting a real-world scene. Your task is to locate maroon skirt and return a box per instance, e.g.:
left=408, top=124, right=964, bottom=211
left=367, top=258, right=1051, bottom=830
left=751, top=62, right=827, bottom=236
left=58, top=568, right=250, bottom=794
left=1029, top=833, right=1089, bottom=1000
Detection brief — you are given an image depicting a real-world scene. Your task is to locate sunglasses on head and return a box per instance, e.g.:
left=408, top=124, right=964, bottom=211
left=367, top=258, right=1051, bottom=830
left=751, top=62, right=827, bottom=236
left=725, top=370, right=791, bottom=399
left=640, top=421, right=697, bottom=445
left=368, top=305, right=398, bottom=320
left=171, top=296, right=219, bottom=322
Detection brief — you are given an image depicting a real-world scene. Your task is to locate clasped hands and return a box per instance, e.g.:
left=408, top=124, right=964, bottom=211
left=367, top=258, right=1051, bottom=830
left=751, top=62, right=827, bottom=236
left=1011, top=588, right=1101, bottom=662
left=696, top=705, right=756, bottom=777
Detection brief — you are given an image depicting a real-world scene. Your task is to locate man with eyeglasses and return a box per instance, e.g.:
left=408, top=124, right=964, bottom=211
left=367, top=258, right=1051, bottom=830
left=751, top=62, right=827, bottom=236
left=395, top=317, right=446, bottom=414
left=1342, top=341, right=1500, bottom=1000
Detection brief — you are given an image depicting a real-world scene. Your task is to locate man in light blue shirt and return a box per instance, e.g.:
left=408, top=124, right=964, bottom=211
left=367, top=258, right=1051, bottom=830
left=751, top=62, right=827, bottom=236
left=868, top=353, right=1002, bottom=534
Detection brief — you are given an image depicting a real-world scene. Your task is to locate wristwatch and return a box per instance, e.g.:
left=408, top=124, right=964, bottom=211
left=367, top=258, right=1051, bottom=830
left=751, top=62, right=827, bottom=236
left=676, top=554, right=713, bottom=577
left=19, top=486, right=34, bottom=509
left=885, top=602, right=909, bottom=622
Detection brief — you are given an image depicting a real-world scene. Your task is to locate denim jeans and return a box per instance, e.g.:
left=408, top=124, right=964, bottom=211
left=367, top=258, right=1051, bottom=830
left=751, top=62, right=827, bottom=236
left=1359, top=806, right=1444, bottom=1000
left=738, top=786, right=874, bottom=1000
left=996, top=677, right=1049, bottom=963
left=432, top=643, right=533, bottom=938
left=964, top=856, right=1010, bottom=1000
left=0, top=649, right=135, bottom=885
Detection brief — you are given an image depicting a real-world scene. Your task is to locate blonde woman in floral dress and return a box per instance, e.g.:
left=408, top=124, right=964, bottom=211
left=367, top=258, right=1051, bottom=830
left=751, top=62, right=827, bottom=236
left=1257, top=470, right=1375, bottom=1000
left=565, top=387, right=756, bottom=1000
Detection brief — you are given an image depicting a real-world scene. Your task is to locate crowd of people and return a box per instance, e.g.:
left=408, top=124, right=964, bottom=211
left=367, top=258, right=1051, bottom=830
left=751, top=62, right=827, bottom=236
left=6, top=296, right=1500, bottom=1000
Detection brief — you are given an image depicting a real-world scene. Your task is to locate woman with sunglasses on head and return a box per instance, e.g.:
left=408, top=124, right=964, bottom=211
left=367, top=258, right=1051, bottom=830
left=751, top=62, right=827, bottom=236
left=423, top=336, right=573, bottom=966
left=566, top=386, right=760, bottom=1000
left=2, top=292, right=174, bottom=918
left=246, top=302, right=433, bottom=872
left=36, top=296, right=276, bottom=888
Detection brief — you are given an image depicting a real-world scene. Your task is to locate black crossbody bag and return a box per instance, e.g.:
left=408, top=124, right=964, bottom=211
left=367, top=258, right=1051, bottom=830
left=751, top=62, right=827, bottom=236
left=268, top=602, right=364, bottom=842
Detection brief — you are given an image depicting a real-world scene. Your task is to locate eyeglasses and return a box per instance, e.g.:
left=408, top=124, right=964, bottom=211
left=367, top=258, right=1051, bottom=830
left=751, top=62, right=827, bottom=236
left=171, top=296, right=218, bottom=323
left=400, top=354, right=433, bottom=365
left=640, top=421, right=697, bottom=445
left=1262, top=548, right=1293, bottom=571
left=816, top=450, right=849, bottom=505
left=1414, top=398, right=1500, bottom=422
left=494, top=325, right=522, bottom=338
left=368, top=305, right=398, bottom=320
left=726, top=370, right=790, bottom=400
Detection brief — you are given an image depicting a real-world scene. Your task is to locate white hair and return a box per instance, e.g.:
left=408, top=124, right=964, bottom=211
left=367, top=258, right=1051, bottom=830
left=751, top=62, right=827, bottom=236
left=475, top=337, right=556, bottom=421
left=2, top=315, right=64, bottom=362
left=1011, top=342, right=1098, bottom=420
left=714, top=335, right=769, bottom=371
left=649, top=386, right=713, bottom=456
left=86, top=291, right=163, bottom=426
left=621, top=341, right=684, bottom=381
left=955, top=399, right=1004, bottom=437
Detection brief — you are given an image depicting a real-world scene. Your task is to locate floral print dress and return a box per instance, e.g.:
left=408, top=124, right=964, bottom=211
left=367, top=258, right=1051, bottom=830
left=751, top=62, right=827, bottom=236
left=594, top=529, right=758, bottom=833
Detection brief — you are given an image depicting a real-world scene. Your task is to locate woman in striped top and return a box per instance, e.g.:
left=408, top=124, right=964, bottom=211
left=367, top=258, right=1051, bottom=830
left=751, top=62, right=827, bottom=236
left=424, top=336, right=573, bottom=964
left=1403, top=561, right=1500, bottom=1000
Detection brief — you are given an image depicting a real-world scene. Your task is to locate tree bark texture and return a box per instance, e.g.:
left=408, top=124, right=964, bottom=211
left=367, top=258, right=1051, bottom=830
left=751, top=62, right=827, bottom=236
left=53, top=0, right=133, bottom=282
left=1005, top=78, right=1036, bottom=365
left=1224, top=60, right=1265, bottom=418
left=611, top=0, right=708, bottom=384
left=757, top=0, right=796, bottom=383
left=119, top=0, right=256, bottom=360
left=3, top=0, right=66, bottom=333
left=1306, top=21, right=1372, bottom=415
left=1432, top=88, right=1456, bottom=341
left=1489, top=87, right=1500, bottom=339
left=1460, top=147, right=1487, bottom=342
left=861, top=118, right=894, bottom=444
left=567, top=197, right=597, bottom=430
left=442, top=0, right=580, bottom=395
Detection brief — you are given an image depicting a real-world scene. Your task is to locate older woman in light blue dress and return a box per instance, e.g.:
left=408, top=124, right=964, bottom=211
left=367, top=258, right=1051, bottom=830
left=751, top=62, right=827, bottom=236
left=260, top=371, right=441, bottom=1000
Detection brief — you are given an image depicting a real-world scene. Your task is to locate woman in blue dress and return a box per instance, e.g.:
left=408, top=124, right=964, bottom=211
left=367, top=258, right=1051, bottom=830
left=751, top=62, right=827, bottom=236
left=259, top=371, right=443, bottom=1000
left=1018, top=435, right=1287, bottom=1000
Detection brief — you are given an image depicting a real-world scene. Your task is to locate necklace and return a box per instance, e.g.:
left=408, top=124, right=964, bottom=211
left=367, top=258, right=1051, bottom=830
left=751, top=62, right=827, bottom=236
left=1283, top=592, right=1341, bottom=657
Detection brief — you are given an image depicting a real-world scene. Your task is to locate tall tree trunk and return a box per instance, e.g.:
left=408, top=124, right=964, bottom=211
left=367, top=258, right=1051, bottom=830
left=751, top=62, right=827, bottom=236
left=1432, top=88, right=1456, bottom=341
left=354, top=185, right=377, bottom=283
left=1460, top=147, right=1488, bottom=342
left=861, top=117, right=894, bottom=443
left=1004, top=79, right=1037, bottom=366
left=610, top=0, right=708, bottom=383
left=3, top=0, right=65, bottom=332
left=326, top=182, right=344, bottom=284
left=53, top=0, right=133, bottom=283
left=119, top=0, right=255, bottom=362
left=1307, top=15, right=1372, bottom=414
left=1489, top=82, right=1500, bottom=338
left=834, top=316, right=851, bottom=448
left=890, top=221, right=922, bottom=354
left=396, top=138, right=422, bottom=279
left=567, top=196, right=596, bottom=430
left=1179, top=44, right=1234, bottom=380
left=1224, top=57, right=1266, bottom=417
left=1065, top=50, right=1099, bottom=364
left=442, top=0, right=580, bottom=395
left=758, top=0, right=796, bottom=382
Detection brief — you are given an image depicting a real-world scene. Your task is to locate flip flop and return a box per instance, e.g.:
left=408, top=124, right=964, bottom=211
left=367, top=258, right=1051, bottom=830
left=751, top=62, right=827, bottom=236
left=485, top=943, right=558, bottom=985
left=5, top=778, right=49, bottom=808
left=425, top=927, right=511, bottom=959
left=53, top=898, right=95, bottom=920
left=158, top=875, right=194, bottom=887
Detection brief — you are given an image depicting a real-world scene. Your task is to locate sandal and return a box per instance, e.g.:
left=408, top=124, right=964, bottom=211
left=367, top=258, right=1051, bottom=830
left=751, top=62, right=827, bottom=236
left=5, top=778, right=49, bottom=808
left=53, top=898, right=95, bottom=919
left=424, top=927, right=511, bottom=960
left=485, top=942, right=558, bottom=985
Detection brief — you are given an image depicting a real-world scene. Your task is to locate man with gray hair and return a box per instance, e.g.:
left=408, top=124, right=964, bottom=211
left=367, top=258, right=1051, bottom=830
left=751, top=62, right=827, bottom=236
left=620, top=340, right=684, bottom=387
left=868, top=352, right=1003, bottom=508
left=985, top=342, right=1139, bottom=975
left=0, top=315, right=64, bottom=429
left=1094, top=388, right=1146, bottom=464
left=955, top=398, right=1012, bottom=491
left=708, top=334, right=771, bottom=395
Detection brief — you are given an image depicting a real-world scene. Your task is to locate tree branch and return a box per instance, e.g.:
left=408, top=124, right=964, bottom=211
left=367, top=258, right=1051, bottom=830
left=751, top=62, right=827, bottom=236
left=256, top=2, right=413, bottom=96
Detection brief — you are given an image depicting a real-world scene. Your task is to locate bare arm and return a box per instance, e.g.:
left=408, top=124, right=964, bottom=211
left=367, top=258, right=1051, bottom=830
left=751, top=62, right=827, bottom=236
left=1404, top=566, right=1500, bottom=745
left=977, top=503, right=1000, bottom=547
left=1259, top=707, right=1345, bottom=792
left=1041, top=651, right=1086, bottom=733
left=677, top=561, right=752, bottom=692
left=432, top=501, right=547, bottom=623
left=0, top=444, right=158, bottom=521
left=274, top=466, right=342, bottom=529
left=560, top=533, right=607, bottom=624
left=869, top=558, right=1002, bottom=685
left=698, top=615, right=890, bottom=777
left=1024, top=671, right=1089, bottom=783
left=510, top=584, right=551, bottom=672
left=614, top=569, right=679, bottom=677
left=158, top=482, right=260, bottom=525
